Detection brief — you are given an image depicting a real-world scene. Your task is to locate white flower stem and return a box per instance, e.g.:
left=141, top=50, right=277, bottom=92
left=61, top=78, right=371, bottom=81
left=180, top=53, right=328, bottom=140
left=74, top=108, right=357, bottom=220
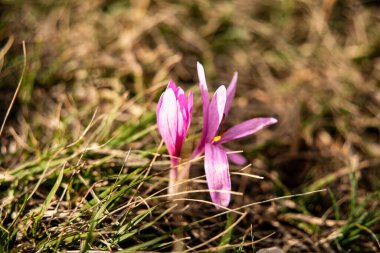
left=168, top=158, right=191, bottom=252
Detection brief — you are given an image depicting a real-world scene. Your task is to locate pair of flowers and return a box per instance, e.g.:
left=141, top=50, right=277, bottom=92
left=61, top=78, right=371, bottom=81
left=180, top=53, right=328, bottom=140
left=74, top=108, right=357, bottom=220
left=156, top=62, right=277, bottom=207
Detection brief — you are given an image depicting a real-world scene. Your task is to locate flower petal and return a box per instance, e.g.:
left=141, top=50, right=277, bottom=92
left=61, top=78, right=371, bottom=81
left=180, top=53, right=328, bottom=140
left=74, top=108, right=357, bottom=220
left=205, top=85, right=226, bottom=143
left=223, top=147, right=247, bottom=165
left=156, top=92, right=164, bottom=122
left=220, top=117, right=277, bottom=143
left=176, top=100, right=185, bottom=145
left=157, top=88, right=178, bottom=156
left=167, top=80, right=177, bottom=94
left=191, top=62, right=211, bottom=158
left=224, top=72, right=238, bottom=117
left=157, top=80, right=178, bottom=121
left=205, top=143, right=231, bottom=207
left=176, top=85, right=185, bottom=98
left=186, top=91, right=193, bottom=130
left=197, top=62, right=210, bottom=114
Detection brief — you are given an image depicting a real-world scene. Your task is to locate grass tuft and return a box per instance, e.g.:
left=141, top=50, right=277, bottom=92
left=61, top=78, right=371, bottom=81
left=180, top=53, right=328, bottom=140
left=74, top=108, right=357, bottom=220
left=1, top=0, right=380, bottom=251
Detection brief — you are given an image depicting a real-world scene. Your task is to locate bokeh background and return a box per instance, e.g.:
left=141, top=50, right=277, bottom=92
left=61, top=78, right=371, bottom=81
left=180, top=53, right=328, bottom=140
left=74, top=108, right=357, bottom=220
left=1, top=0, right=380, bottom=252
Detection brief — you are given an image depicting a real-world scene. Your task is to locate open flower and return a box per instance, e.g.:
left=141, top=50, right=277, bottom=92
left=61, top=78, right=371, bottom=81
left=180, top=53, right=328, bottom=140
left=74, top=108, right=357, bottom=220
left=192, top=62, right=277, bottom=207
left=157, top=81, right=193, bottom=192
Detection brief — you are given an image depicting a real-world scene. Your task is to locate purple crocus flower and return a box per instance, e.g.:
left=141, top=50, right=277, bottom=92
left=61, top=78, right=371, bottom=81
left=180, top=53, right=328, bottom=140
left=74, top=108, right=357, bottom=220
left=192, top=62, right=277, bottom=207
left=157, top=80, right=193, bottom=192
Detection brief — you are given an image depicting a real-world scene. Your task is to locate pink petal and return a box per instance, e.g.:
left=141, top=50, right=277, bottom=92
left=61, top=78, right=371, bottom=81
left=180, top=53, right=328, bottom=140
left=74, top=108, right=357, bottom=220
left=204, top=143, right=231, bottom=207
left=156, top=92, right=164, bottom=122
left=220, top=117, right=277, bottom=143
left=197, top=62, right=210, bottom=115
left=158, top=80, right=178, bottom=121
left=205, top=85, right=226, bottom=143
left=176, top=101, right=185, bottom=143
left=176, top=86, right=185, bottom=98
left=167, top=80, right=178, bottom=95
left=177, top=93, right=188, bottom=121
left=157, top=88, right=178, bottom=156
left=186, top=91, right=193, bottom=130
left=224, top=72, right=238, bottom=117
left=224, top=147, right=247, bottom=165
left=191, top=62, right=211, bottom=158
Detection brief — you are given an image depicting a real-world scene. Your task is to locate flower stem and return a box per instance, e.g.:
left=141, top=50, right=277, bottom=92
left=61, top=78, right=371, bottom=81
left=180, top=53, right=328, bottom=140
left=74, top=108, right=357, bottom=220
left=168, top=158, right=191, bottom=252
left=168, top=166, right=178, bottom=196
left=168, top=157, right=180, bottom=196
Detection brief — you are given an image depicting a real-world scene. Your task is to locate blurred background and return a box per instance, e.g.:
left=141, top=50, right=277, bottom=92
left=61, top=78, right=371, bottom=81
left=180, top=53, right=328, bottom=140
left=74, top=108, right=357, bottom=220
left=1, top=0, right=380, bottom=252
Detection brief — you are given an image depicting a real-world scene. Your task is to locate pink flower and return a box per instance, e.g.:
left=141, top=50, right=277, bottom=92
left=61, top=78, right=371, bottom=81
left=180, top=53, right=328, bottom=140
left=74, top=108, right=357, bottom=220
left=157, top=81, right=193, bottom=192
left=192, top=62, right=277, bottom=207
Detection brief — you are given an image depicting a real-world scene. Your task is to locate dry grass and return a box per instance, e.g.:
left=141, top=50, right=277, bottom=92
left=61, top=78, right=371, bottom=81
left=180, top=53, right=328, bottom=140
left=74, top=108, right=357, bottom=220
left=1, top=0, right=380, bottom=252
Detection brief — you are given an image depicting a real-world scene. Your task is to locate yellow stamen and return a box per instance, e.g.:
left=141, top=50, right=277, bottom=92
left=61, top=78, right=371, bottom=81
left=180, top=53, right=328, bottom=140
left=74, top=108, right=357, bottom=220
left=213, top=135, right=221, bottom=142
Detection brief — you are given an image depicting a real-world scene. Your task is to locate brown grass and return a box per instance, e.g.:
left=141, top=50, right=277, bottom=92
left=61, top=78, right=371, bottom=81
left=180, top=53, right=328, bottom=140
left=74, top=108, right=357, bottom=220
left=1, top=0, right=380, bottom=252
